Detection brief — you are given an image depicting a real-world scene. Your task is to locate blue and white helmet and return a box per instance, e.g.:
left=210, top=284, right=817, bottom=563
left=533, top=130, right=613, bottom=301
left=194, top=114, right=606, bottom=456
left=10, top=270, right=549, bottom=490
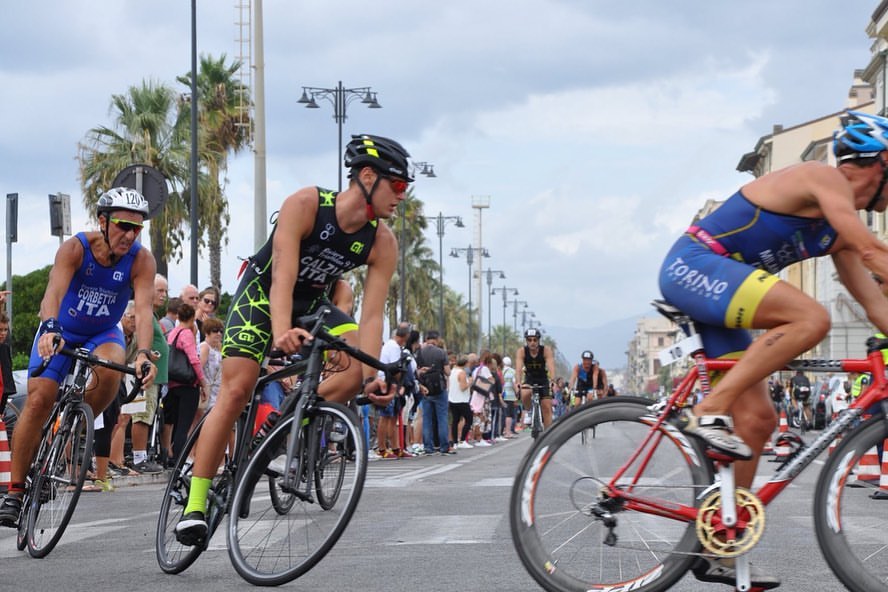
left=833, top=110, right=888, bottom=162
left=96, top=187, right=150, bottom=219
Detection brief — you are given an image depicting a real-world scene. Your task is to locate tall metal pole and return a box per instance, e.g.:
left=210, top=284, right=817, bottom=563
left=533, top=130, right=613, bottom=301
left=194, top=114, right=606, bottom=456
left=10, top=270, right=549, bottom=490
left=189, top=0, right=199, bottom=285
left=466, top=248, right=473, bottom=352
left=502, top=289, right=508, bottom=355
left=253, top=0, right=267, bottom=250
left=487, top=275, right=493, bottom=351
left=336, top=80, right=344, bottom=192
left=438, top=214, right=445, bottom=331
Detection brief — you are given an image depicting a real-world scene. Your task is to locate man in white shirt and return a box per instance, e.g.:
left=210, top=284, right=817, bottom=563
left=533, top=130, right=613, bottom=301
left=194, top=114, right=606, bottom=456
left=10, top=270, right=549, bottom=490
left=371, top=322, right=411, bottom=458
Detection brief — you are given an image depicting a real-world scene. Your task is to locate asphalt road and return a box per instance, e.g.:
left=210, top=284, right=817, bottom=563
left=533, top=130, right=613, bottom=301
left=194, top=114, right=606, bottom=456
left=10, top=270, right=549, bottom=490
left=0, top=429, right=855, bottom=591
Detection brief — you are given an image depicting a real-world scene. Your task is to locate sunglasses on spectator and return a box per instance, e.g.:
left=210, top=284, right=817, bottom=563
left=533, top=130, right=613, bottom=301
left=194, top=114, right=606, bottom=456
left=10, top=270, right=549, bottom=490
left=382, top=175, right=410, bottom=194
left=202, top=297, right=217, bottom=306
left=110, top=217, right=144, bottom=234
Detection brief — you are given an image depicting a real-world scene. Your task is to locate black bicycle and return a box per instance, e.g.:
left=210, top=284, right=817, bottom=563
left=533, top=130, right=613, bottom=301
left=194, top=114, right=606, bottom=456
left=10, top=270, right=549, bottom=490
left=17, top=344, right=145, bottom=558
left=155, top=349, right=306, bottom=574
left=523, top=384, right=546, bottom=439
left=156, top=306, right=407, bottom=586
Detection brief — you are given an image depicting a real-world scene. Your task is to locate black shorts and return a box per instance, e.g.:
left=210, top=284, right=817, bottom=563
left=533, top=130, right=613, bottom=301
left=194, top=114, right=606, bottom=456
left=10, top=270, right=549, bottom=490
left=221, top=270, right=357, bottom=363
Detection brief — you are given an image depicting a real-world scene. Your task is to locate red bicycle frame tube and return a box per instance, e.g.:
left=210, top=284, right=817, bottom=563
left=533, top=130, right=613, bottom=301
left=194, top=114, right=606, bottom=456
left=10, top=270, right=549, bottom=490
left=608, top=345, right=888, bottom=525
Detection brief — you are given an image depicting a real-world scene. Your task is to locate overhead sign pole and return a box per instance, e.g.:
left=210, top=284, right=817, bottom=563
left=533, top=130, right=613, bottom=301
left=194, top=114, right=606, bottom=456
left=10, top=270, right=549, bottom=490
left=6, top=193, right=17, bottom=326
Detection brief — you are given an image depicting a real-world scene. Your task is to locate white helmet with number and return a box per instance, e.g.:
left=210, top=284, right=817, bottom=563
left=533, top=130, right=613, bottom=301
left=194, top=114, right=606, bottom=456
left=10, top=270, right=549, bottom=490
left=96, top=187, right=150, bottom=219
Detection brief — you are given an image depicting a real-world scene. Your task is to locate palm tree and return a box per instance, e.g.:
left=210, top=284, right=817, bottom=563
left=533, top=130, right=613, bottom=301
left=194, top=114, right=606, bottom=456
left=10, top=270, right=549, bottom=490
left=177, top=54, right=252, bottom=290
left=78, top=80, right=190, bottom=275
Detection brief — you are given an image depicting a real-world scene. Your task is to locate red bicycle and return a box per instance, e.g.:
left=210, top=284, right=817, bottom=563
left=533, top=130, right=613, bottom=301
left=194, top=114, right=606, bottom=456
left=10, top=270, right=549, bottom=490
left=511, top=300, right=888, bottom=592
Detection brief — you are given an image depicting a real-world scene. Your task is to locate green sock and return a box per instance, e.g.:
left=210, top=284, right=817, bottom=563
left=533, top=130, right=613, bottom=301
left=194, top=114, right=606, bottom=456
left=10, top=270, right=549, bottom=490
left=184, top=476, right=212, bottom=516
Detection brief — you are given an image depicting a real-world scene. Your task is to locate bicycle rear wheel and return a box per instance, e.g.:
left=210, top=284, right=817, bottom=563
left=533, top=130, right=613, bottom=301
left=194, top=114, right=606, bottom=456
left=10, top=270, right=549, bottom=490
left=510, top=397, right=713, bottom=592
left=156, top=413, right=236, bottom=573
left=27, top=402, right=94, bottom=558
left=228, top=401, right=366, bottom=586
left=531, top=402, right=543, bottom=440
left=814, top=413, right=888, bottom=592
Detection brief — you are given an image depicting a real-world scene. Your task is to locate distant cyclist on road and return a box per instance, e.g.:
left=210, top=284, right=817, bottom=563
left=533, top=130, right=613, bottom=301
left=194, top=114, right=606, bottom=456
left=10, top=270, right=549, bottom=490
left=658, top=110, right=888, bottom=589
left=790, top=370, right=812, bottom=429
left=515, top=328, right=556, bottom=429
left=0, top=188, right=158, bottom=527
left=568, top=350, right=607, bottom=407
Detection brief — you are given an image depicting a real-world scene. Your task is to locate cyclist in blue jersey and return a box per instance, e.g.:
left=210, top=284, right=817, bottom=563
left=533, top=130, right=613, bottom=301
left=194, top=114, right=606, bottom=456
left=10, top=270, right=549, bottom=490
left=174, top=134, right=411, bottom=546
left=659, top=111, right=888, bottom=589
left=568, top=350, right=607, bottom=407
left=0, top=188, right=158, bottom=526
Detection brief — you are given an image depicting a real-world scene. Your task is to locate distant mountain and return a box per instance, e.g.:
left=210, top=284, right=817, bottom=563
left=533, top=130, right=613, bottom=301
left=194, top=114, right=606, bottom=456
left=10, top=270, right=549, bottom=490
left=548, top=312, right=654, bottom=371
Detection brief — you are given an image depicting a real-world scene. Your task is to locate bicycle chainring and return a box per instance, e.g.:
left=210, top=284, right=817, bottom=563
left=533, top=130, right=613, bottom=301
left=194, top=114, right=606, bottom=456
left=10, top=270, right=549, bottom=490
left=695, top=486, right=765, bottom=557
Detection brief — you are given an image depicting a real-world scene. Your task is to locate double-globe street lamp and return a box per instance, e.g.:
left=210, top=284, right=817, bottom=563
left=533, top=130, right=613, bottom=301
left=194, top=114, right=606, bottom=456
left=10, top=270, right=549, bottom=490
left=435, top=212, right=464, bottom=332
left=298, top=81, right=381, bottom=191
left=397, top=162, right=437, bottom=322
left=492, top=286, right=518, bottom=355
left=510, top=299, right=529, bottom=331
left=450, top=245, right=489, bottom=352
left=481, top=269, right=506, bottom=350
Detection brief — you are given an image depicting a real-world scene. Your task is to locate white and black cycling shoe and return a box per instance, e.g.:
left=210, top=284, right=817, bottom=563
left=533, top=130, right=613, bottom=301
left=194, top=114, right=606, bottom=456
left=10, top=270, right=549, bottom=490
left=676, top=411, right=753, bottom=461
left=692, top=557, right=780, bottom=589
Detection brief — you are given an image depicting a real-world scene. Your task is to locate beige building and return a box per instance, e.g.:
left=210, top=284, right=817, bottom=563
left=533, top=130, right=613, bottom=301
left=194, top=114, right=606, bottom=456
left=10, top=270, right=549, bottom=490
left=625, top=315, right=676, bottom=396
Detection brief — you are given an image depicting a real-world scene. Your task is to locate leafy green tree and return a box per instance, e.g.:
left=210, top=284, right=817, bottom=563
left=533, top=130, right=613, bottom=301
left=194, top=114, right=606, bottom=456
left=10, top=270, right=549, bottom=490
left=78, top=80, right=190, bottom=276
left=3, top=266, right=51, bottom=364
left=177, top=54, right=251, bottom=290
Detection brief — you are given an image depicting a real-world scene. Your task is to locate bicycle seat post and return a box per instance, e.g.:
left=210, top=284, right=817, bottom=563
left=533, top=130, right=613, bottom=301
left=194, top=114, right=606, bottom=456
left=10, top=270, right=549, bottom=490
left=714, top=461, right=751, bottom=591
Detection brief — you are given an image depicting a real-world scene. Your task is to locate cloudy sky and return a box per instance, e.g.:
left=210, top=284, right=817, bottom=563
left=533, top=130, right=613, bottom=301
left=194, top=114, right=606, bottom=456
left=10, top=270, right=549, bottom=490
left=0, top=1, right=879, bottom=362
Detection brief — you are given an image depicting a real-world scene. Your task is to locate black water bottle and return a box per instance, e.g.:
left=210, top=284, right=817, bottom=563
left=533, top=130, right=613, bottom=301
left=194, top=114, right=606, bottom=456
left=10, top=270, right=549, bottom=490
left=252, top=411, right=280, bottom=448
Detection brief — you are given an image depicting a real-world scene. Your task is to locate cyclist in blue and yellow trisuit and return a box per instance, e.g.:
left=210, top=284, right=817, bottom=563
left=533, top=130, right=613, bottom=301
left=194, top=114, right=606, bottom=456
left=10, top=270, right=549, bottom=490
left=0, top=188, right=158, bottom=527
left=659, top=111, right=888, bottom=589
left=175, top=134, right=412, bottom=546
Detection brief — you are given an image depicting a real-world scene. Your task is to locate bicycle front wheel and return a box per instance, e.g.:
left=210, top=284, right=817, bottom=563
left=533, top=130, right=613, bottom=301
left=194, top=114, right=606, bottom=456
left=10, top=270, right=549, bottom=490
left=27, top=402, right=94, bottom=558
left=510, top=397, right=713, bottom=592
left=228, top=401, right=366, bottom=586
left=814, top=413, right=888, bottom=592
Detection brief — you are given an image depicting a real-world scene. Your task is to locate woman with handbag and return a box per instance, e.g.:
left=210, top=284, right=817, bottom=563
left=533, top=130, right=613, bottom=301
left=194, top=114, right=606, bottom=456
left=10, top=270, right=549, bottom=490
left=165, top=303, right=209, bottom=459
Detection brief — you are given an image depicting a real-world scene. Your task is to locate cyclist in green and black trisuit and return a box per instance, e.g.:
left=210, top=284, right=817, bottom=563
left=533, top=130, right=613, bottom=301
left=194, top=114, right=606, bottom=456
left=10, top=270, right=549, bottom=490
left=175, top=134, right=413, bottom=546
left=515, top=327, right=556, bottom=428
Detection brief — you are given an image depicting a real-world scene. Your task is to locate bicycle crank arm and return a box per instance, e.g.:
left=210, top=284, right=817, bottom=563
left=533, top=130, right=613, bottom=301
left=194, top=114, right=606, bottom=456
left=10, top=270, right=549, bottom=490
left=717, top=463, right=737, bottom=527
left=735, top=554, right=751, bottom=592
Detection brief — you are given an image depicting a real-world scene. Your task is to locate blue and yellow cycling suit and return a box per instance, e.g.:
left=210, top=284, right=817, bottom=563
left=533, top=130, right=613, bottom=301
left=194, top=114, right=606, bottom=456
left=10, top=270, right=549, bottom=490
left=658, top=190, right=837, bottom=358
left=223, top=188, right=378, bottom=362
left=28, top=233, right=138, bottom=382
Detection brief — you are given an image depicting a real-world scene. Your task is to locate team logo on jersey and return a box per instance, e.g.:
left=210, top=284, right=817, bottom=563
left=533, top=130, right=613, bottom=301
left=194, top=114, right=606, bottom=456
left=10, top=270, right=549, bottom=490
left=85, top=263, right=95, bottom=276
left=320, top=191, right=335, bottom=207
left=349, top=241, right=365, bottom=255
left=113, top=271, right=124, bottom=282
left=319, top=223, right=336, bottom=241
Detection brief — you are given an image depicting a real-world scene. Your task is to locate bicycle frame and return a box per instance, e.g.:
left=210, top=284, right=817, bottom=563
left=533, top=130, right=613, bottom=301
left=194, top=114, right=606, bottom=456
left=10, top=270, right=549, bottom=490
left=608, top=337, right=888, bottom=525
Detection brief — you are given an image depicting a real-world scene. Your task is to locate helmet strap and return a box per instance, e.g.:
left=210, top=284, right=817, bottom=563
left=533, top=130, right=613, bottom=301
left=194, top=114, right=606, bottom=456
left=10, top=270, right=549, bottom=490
left=357, top=174, right=383, bottom=221
left=865, top=158, right=888, bottom=212
left=99, top=213, right=119, bottom=264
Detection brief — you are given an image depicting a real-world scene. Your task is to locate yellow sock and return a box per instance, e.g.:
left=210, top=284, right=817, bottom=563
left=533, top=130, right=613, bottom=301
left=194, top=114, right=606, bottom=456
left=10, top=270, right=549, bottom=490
left=184, top=476, right=212, bottom=515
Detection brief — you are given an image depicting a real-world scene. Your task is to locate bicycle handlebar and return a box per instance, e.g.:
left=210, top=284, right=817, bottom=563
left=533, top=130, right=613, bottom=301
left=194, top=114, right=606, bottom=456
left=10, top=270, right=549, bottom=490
left=32, top=339, right=154, bottom=403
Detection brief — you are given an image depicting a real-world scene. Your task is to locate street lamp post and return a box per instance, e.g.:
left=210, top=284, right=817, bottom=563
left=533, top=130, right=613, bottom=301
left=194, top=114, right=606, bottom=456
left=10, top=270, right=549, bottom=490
left=481, top=269, right=506, bottom=350
left=298, top=80, right=381, bottom=191
left=397, top=161, right=437, bottom=322
left=450, top=246, right=489, bottom=352
left=435, top=212, right=464, bottom=332
left=510, top=299, right=528, bottom=331
left=492, top=286, right=518, bottom=355
left=522, top=309, right=536, bottom=332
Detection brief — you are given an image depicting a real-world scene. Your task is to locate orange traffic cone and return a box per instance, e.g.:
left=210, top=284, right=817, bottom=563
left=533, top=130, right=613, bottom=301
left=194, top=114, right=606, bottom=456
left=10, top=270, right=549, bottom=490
left=0, top=419, right=10, bottom=494
left=769, top=410, right=791, bottom=461
left=848, top=446, right=881, bottom=488
left=871, top=440, right=888, bottom=500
